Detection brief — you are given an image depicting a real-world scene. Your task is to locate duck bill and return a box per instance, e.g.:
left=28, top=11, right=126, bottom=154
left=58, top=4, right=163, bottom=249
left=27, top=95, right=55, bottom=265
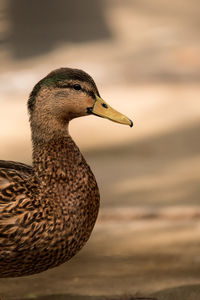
left=89, top=96, right=133, bottom=127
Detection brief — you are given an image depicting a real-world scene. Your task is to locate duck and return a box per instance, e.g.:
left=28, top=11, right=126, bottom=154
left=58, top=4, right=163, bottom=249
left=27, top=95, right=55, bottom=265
left=0, top=68, right=132, bottom=278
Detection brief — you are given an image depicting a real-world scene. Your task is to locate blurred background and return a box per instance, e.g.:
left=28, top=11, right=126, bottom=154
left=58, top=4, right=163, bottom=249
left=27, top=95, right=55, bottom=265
left=0, top=0, right=200, bottom=299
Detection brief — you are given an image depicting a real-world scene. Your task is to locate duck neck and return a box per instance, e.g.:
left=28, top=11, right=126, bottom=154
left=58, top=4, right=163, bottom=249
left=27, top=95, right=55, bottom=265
left=32, top=133, right=83, bottom=181
left=31, top=130, right=99, bottom=262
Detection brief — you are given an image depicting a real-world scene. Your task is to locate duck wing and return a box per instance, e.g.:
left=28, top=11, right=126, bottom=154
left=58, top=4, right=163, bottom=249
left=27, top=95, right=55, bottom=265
left=0, top=160, right=33, bottom=209
left=0, top=161, right=34, bottom=257
left=0, top=160, right=32, bottom=175
left=0, top=160, right=33, bottom=217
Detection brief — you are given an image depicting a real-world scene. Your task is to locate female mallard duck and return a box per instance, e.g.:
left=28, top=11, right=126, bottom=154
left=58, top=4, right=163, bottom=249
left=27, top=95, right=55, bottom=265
left=0, top=68, right=132, bottom=277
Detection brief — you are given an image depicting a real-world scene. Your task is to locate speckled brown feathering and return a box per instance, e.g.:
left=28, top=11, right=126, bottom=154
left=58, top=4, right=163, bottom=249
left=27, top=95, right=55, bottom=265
left=0, top=68, right=132, bottom=278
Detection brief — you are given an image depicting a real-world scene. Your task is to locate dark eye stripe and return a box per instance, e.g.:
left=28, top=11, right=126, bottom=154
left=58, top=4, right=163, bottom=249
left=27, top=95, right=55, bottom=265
left=87, top=90, right=96, bottom=99
left=56, top=83, right=71, bottom=88
left=56, top=83, right=96, bottom=99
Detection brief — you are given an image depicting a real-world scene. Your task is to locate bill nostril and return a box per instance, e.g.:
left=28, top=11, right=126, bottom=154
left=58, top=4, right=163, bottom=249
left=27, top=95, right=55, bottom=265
left=101, top=103, right=108, bottom=109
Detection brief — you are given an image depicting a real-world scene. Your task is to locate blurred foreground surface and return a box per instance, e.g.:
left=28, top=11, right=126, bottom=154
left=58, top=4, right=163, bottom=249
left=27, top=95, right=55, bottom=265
left=0, top=0, right=200, bottom=299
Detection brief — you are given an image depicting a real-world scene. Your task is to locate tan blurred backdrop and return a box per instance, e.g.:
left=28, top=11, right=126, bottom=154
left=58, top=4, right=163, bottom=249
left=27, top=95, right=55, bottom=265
left=0, top=1, right=200, bottom=300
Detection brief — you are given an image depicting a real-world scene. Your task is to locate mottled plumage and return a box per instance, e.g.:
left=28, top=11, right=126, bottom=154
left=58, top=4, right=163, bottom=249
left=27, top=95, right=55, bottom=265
left=0, top=68, right=132, bottom=278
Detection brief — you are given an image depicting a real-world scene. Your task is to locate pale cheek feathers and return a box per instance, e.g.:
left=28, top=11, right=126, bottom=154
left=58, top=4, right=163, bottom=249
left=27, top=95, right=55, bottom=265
left=66, top=95, right=95, bottom=117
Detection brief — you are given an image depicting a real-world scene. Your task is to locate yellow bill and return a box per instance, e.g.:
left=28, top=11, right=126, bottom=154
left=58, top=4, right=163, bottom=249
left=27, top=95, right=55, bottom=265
left=90, top=95, right=133, bottom=127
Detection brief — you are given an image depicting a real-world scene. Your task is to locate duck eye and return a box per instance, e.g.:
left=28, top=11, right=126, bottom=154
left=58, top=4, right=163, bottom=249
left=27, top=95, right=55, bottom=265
left=73, top=84, right=82, bottom=91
